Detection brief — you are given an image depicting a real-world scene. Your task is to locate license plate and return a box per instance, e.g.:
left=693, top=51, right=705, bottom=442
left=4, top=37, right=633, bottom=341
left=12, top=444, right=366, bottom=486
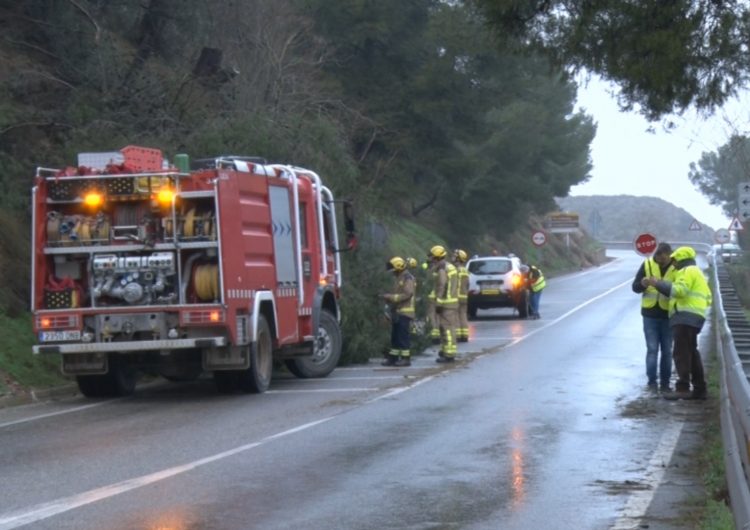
left=39, top=330, right=81, bottom=342
left=480, top=282, right=501, bottom=294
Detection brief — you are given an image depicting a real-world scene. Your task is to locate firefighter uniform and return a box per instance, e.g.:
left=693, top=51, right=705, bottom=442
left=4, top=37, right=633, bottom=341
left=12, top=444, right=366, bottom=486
left=381, top=257, right=416, bottom=367
left=424, top=265, right=441, bottom=343
left=429, top=245, right=459, bottom=362
left=454, top=249, right=470, bottom=342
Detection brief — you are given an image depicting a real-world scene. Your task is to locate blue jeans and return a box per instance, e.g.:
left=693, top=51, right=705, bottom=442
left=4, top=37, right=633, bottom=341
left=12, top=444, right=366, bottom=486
left=643, top=316, right=672, bottom=385
left=529, top=290, right=542, bottom=316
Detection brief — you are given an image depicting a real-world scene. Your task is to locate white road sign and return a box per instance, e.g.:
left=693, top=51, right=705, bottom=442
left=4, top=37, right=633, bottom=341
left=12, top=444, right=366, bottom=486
left=531, top=231, right=547, bottom=247
left=715, top=228, right=731, bottom=243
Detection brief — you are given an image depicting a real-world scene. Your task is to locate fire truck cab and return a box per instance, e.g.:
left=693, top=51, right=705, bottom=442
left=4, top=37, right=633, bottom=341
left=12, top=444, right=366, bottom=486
left=31, top=146, right=348, bottom=397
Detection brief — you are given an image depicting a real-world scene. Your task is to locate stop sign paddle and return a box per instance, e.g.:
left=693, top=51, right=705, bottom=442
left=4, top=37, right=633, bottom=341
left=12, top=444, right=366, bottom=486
left=634, top=233, right=657, bottom=256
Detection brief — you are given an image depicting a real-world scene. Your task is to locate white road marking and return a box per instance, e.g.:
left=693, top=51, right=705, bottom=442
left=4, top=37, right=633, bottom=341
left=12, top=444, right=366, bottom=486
left=609, top=420, right=685, bottom=529
left=276, top=376, right=406, bottom=382
left=367, top=375, right=437, bottom=403
left=467, top=337, right=516, bottom=341
left=266, top=388, right=376, bottom=394
left=0, top=402, right=109, bottom=430
left=505, top=279, right=633, bottom=348
left=0, top=273, right=639, bottom=528
left=0, top=417, right=333, bottom=530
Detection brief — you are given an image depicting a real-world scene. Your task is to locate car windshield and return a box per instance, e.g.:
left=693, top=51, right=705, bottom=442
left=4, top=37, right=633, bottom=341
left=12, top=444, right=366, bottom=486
left=469, top=260, right=512, bottom=274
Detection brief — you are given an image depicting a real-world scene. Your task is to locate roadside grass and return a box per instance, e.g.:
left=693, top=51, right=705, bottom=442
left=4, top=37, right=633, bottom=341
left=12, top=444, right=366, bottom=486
left=697, top=356, right=733, bottom=530
left=0, top=312, right=69, bottom=394
left=388, top=217, right=445, bottom=259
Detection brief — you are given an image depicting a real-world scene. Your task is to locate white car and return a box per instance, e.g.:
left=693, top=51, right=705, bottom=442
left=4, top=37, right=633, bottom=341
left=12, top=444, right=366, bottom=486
left=466, top=255, right=530, bottom=318
left=709, top=243, right=743, bottom=263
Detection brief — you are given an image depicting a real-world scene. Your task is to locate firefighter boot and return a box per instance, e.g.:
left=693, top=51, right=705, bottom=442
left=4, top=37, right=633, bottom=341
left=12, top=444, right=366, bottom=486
left=394, top=357, right=411, bottom=367
left=381, top=354, right=397, bottom=366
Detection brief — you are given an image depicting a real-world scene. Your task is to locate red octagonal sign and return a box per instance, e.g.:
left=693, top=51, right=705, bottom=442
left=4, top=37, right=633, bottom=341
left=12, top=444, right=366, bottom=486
left=634, top=233, right=657, bottom=256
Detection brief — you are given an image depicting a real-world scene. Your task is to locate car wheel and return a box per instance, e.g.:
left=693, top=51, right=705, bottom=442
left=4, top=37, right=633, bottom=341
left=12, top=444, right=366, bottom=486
left=516, top=290, right=530, bottom=318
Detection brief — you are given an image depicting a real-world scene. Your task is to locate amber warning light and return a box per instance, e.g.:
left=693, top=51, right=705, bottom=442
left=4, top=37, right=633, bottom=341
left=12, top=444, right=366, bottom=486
left=156, top=189, right=175, bottom=205
left=83, top=192, right=104, bottom=208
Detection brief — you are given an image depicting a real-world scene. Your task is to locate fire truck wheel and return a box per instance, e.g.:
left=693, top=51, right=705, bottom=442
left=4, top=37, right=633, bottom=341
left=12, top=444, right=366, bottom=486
left=238, top=315, right=273, bottom=393
left=285, top=310, right=341, bottom=378
left=76, top=375, right=108, bottom=398
left=76, top=356, right=137, bottom=397
left=214, top=371, right=239, bottom=394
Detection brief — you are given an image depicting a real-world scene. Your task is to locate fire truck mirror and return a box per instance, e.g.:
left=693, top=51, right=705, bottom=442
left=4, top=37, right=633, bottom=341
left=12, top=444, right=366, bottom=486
left=343, top=201, right=357, bottom=251
left=346, top=233, right=358, bottom=251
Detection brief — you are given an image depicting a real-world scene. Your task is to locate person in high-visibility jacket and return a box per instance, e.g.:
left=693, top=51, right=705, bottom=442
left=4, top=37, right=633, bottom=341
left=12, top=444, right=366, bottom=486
left=423, top=262, right=441, bottom=344
left=379, top=256, right=416, bottom=367
left=428, top=245, right=459, bottom=362
left=632, top=242, right=676, bottom=391
left=644, top=246, right=712, bottom=400
left=453, top=249, right=470, bottom=342
left=528, top=265, right=546, bottom=319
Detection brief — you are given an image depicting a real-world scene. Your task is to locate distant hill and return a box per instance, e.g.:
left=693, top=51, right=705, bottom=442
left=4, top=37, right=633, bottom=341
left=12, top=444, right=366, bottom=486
left=555, top=195, right=715, bottom=244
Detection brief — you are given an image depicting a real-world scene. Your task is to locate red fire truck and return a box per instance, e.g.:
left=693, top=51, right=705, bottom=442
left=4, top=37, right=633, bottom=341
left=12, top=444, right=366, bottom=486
left=31, top=146, right=350, bottom=397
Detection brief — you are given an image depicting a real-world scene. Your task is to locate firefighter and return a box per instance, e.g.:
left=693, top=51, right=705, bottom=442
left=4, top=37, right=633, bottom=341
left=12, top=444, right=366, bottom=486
left=379, top=256, right=416, bottom=367
left=429, top=245, right=459, bottom=362
left=423, top=261, right=441, bottom=344
left=528, top=264, right=546, bottom=319
left=453, top=249, right=470, bottom=342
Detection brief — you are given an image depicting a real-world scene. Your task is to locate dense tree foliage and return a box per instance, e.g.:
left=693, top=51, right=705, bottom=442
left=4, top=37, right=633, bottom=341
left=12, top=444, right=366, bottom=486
left=298, top=0, right=594, bottom=231
left=688, top=135, right=750, bottom=218
left=476, top=0, right=750, bottom=120
left=0, top=0, right=595, bottom=358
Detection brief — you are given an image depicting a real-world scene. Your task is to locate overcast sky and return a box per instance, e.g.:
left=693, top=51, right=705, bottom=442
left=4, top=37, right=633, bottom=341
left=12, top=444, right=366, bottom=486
left=570, top=75, right=750, bottom=231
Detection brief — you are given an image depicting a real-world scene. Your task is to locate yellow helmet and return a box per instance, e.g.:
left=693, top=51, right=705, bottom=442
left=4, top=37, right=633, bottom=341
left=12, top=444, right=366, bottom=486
left=671, top=246, right=696, bottom=261
left=387, top=256, right=407, bottom=272
left=406, top=257, right=418, bottom=269
left=428, top=245, right=447, bottom=260
left=453, top=249, right=468, bottom=263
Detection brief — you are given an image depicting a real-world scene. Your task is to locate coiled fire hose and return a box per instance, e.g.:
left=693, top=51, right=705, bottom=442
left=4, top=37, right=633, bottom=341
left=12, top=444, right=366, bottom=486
left=192, top=263, right=219, bottom=301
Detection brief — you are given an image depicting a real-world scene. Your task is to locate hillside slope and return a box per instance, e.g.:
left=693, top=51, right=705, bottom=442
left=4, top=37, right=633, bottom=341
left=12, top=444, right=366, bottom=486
left=557, top=195, right=716, bottom=244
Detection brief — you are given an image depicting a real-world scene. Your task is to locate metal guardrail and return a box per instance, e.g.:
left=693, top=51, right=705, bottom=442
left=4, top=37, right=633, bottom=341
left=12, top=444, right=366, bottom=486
left=604, top=241, right=749, bottom=524
left=711, top=256, right=750, bottom=528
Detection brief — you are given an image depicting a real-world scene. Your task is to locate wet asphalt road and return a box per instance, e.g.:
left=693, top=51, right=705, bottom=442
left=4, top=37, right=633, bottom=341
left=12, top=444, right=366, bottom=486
left=0, top=250, right=709, bottom=529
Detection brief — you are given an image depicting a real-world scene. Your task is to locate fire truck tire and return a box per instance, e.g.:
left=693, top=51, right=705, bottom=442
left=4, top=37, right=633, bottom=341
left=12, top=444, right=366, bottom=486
left=76, top=375, right=107, bottom=398
left=238, top=315, right=273, bottom=393
left=285, top=310, right=341, bottom=378
left=76, top=356, right=137, bottom=397
left=214, top=371, right=239, bottom=394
